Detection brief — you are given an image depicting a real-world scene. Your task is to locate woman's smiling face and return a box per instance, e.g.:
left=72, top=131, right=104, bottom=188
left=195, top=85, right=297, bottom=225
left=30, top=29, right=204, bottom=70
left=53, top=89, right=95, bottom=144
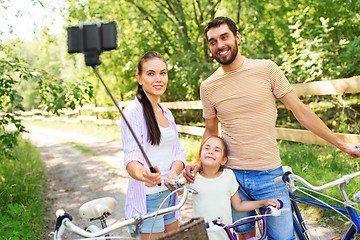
left=137, top=58, right=168, bottom=100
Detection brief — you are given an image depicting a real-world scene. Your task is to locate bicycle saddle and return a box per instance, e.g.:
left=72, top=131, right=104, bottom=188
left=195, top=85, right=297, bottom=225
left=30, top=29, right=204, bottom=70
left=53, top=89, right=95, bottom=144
left=79, top=197, right=117, bottom=220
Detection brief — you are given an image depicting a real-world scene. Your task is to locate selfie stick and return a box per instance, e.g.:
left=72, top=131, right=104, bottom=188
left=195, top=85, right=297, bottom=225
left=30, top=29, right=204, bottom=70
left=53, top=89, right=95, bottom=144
left=91, top=66, right=160, bottom=181
left=67, top=21, right=159, bottom=185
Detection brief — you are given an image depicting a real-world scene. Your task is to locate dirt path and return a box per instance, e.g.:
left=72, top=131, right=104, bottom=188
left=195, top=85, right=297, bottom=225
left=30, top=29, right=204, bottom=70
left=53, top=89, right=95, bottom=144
left=24, top=125, right=337, bottom=240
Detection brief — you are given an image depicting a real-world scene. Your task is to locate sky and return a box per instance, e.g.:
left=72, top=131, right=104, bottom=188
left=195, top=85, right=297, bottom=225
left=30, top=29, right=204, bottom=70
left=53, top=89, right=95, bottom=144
left=0, top=0, right=66, bottom=42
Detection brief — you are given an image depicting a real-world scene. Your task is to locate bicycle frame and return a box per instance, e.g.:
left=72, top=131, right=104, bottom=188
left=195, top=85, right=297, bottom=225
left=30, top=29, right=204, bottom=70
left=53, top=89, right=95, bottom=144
left=291, top=193, right=360, bottom=240
left=224, top=207, right=271, bottom=240
left=278, top=168, right=360, bottom=240
left=207, top=205, right=288, bottom=240
left=54, top=185, right=192, bottom=240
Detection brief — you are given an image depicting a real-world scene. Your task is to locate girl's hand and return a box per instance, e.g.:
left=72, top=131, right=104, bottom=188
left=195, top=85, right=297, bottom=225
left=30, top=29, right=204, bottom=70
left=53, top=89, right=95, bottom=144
left=265, top=199, right=281, bottom=209
left=142, top=166, right=161, bottom=187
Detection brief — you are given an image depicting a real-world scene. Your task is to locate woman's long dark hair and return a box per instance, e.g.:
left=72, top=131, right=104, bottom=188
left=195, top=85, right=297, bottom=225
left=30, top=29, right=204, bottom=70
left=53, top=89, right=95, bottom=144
left=136, top=51, right=167, bottom=145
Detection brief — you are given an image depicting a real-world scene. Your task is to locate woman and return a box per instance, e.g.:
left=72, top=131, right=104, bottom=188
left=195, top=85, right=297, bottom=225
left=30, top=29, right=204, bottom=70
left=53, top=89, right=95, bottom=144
left=120, top=51, right=186, bottom=239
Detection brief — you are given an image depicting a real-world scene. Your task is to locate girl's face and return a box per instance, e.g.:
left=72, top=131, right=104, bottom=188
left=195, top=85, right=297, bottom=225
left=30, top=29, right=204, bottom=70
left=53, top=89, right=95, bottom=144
left=137, top=58, right=168, bottom=100
left=200, top=137, right=227, bottom=169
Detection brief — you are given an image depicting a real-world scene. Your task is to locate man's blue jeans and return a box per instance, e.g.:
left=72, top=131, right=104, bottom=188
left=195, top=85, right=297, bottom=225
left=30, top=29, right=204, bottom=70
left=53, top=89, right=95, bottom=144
left=231, top=167, right=295, bottom=240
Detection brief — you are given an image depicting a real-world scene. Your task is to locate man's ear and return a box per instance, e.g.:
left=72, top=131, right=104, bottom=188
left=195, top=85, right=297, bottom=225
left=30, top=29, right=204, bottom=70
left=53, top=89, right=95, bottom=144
left=235, top=32, right=241, bottom=45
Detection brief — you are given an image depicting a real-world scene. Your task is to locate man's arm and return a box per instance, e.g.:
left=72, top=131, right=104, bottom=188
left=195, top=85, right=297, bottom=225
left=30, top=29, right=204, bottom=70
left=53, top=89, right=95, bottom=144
left=280, top=90, right=360, bottom=158
left=202, top=117, right=219, bottom=142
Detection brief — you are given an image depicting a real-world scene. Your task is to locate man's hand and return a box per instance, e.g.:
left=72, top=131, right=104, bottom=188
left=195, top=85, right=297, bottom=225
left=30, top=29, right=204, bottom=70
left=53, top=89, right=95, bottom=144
left=342, top=143, right=360, bottom=158
left=183, top=164, right=201, bottom=183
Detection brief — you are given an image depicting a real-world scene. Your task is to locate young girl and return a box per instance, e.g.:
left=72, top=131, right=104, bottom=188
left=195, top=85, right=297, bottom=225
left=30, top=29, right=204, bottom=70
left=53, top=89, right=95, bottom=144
left=120, top=51, right=186, bottom=239
left=190, top=135, right=280, bottom=240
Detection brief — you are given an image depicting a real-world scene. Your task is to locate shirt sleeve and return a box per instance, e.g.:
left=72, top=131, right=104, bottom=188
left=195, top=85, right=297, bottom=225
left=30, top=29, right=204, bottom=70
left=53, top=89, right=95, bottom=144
left=268, top=60, right=293, bottom=98
left=228, top=170, right=239, bottom=196
left=173, top=134, right=186, bottom=165
left=121, top=103, right=145, bottom=167
left=200, top=82, right=217, bottom=119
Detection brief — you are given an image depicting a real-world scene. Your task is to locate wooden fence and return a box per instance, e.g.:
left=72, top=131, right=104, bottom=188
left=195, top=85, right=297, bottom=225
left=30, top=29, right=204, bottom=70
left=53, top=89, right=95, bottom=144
left=20, top=77, right=360, bottom=146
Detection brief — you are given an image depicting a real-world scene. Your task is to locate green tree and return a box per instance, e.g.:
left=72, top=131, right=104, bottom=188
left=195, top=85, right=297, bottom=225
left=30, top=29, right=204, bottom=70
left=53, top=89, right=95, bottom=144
left=0, top=42, right=93, bottom=158
left=66, top=0, right=224, bottom=101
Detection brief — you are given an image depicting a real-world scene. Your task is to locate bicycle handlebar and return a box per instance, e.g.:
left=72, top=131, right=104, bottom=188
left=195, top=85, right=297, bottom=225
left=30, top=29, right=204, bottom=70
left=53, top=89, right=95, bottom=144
left=54, top=178, right=191, bottom=240
left=275, top=166, right=360, bottom=192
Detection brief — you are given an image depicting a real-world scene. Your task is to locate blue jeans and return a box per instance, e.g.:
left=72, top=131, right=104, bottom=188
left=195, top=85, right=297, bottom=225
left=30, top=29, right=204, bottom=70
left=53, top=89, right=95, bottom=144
left=231, top=167, right=295, bottom=240
left=128, top=190, right=177, bottom=234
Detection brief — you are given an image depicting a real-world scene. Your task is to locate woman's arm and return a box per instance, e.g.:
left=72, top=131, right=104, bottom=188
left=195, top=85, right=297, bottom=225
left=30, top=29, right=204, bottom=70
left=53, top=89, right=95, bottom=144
left=126, top=161, right=161, bottom=187
left=166, top=160, right=185, bottom=181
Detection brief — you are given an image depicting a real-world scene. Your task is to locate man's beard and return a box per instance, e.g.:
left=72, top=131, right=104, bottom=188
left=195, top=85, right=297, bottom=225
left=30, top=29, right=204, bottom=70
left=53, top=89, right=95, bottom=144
left=212, top=42, right=238, bottom=65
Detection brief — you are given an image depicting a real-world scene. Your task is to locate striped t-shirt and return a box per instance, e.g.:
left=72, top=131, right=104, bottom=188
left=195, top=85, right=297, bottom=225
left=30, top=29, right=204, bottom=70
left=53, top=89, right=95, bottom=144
left=200, top=58, right=293, bottom=170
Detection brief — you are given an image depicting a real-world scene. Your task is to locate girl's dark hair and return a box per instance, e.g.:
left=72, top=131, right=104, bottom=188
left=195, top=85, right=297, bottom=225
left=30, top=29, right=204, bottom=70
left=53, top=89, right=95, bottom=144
left=136, top=51, right=167, bottom=145
left=204, top=16, right=238, bottom=41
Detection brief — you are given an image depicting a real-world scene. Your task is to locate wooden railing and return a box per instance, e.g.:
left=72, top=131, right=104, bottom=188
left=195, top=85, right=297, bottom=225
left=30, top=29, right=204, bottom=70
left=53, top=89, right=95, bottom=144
left=20, top=76, right=360, bottom=146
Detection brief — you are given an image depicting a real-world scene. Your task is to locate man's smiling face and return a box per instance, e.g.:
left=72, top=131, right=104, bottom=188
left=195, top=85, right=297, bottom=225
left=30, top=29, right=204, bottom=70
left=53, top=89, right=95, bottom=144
left=207, top=23, right=240, bottom=66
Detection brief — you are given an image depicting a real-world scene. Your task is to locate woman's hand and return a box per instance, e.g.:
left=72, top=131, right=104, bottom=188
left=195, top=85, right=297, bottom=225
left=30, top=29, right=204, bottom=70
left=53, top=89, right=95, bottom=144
left=164, top=169, right=180, bottom=191
left=142, top=166, right=161, bottom=187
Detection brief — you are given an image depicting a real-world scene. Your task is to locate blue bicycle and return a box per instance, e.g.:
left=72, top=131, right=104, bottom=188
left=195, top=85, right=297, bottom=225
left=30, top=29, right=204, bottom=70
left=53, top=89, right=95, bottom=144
left=276, top=166, right=360, bottom=240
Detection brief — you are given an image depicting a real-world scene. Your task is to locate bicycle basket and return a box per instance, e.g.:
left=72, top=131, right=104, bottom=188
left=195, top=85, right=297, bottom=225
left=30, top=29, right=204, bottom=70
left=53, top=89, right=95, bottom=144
left=154, top=217, right=209, bottom=240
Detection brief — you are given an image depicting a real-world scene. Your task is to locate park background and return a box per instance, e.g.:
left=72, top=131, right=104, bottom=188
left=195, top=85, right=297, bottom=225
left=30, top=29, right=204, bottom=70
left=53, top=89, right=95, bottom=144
left=1, top=0, right=360, bottom=238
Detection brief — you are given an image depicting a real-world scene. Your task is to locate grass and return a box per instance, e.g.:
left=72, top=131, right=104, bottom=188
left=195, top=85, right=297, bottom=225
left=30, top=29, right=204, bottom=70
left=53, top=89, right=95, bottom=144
left=0, top=138, right=47, bottom=239
left=64, top=141, right=99, bottom=156
left=279, top=140, right=360, bottom=230
left=24, top=119, right=123, bottom=142
left=22, top=119, right=360, bottom=232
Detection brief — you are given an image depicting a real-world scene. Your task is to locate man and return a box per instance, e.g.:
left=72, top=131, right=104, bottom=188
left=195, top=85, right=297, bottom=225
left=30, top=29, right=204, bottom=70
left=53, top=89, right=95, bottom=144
left=183, top=17, right=360, bottom=240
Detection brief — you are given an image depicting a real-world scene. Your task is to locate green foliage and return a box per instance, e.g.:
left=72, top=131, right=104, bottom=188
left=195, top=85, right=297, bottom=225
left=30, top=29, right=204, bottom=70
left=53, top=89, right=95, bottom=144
left=279, top=2, right=360, bottom=83
left=179, top=133, right=202, bottom=163
left=60, top=0, right=360, bottom=128
left=66, top=0, right=221, bottom=102
left=3, top=0, right=359, bottom=133
left=0, top=138, right=46, bottom=239
left=0, top=42, right=93, bottom=158
left=276, top=94, right=360, bottom=134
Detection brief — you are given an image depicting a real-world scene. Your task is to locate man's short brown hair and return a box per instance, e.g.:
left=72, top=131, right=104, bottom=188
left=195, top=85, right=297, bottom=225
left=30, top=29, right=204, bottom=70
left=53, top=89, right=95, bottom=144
left=204, top=17, right=238, bottom=41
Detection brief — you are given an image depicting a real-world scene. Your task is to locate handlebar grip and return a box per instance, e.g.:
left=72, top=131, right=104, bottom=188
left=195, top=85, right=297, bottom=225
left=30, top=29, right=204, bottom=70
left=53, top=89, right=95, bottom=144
left=55, top=209, right=72, bottom=231
left=274, top=176, right=283, bottom=184
left=150, top=167, right=161, bottom=186
left=275, top=166, right=293, bottom=184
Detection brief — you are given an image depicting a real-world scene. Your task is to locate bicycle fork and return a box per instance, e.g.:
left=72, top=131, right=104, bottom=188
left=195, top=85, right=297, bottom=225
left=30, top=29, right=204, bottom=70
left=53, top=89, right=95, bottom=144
left=291, top=200, right=312, bottom=240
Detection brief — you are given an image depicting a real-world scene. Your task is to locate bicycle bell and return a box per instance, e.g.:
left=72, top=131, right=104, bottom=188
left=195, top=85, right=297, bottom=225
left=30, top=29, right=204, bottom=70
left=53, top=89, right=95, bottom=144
left=353, top=191, right=360, bottom=203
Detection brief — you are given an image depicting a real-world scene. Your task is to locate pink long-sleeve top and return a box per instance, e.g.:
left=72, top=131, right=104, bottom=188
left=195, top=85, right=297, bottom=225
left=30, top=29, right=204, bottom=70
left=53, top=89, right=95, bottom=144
left=120, top=97, right=186, bottom=220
